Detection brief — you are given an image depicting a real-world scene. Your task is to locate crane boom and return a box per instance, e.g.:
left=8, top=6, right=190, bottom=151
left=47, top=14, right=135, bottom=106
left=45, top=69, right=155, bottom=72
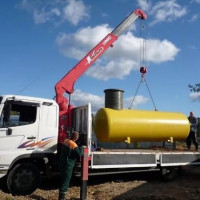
left=55, top=9, right=147, bottom=143
left=55, top=9, right=146, bottom=96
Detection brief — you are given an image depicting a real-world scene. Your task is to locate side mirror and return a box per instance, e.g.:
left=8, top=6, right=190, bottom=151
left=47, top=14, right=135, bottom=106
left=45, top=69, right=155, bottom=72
left=7, top=128, right=12, bottom=135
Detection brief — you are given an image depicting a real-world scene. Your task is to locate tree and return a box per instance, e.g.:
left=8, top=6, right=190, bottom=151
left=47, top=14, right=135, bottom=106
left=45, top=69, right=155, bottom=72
left=188, top=83, right=200, bottom=92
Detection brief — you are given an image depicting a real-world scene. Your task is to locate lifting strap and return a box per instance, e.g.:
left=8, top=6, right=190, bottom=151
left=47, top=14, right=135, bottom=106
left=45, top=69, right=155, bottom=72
left=129, top=71, right=157, bottom=111
left=129, top=21, right=157, bottom=111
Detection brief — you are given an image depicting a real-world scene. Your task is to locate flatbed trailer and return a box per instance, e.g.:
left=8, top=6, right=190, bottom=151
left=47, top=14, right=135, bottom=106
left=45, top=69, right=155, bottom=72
left=78, top=146, right=200, bottom=199
left=89, top=149, right=200, bottom=179
left=91, top=149, right=200, bottom=169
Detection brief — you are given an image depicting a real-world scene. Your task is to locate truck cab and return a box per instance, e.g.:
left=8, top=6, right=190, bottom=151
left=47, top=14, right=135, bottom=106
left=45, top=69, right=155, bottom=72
left=0, top=95, right=59, bottom=194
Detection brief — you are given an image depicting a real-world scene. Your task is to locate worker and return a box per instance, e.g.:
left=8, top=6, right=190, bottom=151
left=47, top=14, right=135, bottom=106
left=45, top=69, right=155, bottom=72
left=186, top=112, right=198, bottom=151
left=58, top=131, right=83, bottom=200
left=91, top=141, right=97, bottom=151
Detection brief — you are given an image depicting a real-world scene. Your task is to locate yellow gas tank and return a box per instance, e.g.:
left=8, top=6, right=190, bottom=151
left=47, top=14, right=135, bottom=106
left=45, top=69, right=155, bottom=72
left=94, top=108, right=190, bottom=143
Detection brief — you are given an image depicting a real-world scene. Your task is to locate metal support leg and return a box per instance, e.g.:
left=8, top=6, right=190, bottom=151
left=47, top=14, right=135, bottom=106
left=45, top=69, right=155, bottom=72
left=80, top=147, right=89, bottom=200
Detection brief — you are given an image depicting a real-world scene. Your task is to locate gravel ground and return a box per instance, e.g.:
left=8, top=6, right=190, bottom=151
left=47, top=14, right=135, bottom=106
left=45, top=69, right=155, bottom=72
left=1, top=166, right=200, bottom=200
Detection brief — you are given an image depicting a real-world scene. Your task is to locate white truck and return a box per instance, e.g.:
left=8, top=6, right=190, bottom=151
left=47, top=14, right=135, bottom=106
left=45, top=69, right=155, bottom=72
left=1, top=9, right=200, bottom=197
left=1, top=95, right=200, bottom=196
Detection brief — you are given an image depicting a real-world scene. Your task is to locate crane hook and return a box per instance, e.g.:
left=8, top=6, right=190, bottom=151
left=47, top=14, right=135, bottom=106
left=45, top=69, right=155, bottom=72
left=140, top=66, right=147, bottom=78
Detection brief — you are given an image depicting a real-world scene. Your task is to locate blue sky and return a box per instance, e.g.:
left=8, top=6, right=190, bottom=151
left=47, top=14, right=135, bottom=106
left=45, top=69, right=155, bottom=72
left=1, top=0, right=200, bottom=116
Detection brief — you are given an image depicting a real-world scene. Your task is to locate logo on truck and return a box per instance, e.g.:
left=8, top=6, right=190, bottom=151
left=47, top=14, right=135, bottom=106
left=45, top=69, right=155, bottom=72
left=102, top=35, right=112, bottom=45
left=87, top=47, right=103, bottom=64
left=18, top=137, right=56, bottom=149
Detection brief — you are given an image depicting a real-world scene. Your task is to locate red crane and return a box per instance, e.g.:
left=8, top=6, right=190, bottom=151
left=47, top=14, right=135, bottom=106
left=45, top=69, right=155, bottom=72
left=55, top=9, right=147, bottom=143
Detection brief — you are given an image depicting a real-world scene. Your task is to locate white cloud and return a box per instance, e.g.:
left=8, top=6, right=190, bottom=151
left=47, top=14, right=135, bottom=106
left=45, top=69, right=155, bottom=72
left=124, top=95, right=149, bottom=109
left=189, top=14, right=198, bottom=22
left=72, top=89, right=104, bottom=112
left=33, top=8, right=60, bottom=24
left=63, top=0, right=90, bottom=25
left=72, top=89, right=148, bottom=112
left=19, top=0, right=90, bottom=25
left=192, top=0, right=200, bottom=3
left=137, top=0, right=151, bottom=11
left=189, top=92, right=200, bottom=101
left=137, top=0, right=187, bottom=25
left=20, top=0, right=35, bottom=12
left=56, top=25, right=179, bottom=80
left=56, top=24, right=111, bottom=59
left=86, top=58, right=137, bottom=81
left=146, top=39, right=180, bottom=62
left=150, top=0, right=187, bottom=25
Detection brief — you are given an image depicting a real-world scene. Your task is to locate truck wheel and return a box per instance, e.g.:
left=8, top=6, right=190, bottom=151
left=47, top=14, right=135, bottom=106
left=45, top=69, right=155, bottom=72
left=7, top=163, right=40, bottom=195
left=160, top=167, right=177, bottom=181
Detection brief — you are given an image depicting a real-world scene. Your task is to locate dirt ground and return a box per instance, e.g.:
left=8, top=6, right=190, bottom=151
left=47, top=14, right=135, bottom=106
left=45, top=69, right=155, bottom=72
left=0, top=165, right=200, bottom=200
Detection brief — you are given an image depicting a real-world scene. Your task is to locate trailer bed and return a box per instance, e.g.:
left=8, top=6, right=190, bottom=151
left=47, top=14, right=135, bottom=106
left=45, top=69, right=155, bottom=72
left=90, top=149, right=200, bottom=169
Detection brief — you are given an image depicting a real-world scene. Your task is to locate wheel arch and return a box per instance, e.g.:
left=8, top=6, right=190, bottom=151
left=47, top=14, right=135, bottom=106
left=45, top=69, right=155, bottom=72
left=8, top=153, right=49, bottom=173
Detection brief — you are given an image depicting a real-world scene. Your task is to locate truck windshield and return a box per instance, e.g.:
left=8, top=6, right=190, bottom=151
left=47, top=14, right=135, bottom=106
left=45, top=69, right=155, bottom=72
left=0, top=97, right=2, bottom=104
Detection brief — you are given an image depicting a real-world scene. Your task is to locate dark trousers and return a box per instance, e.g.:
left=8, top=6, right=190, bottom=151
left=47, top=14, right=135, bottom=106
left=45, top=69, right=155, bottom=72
left=186, top=131, right=198, bottom=150
left=59, top=166, right=74, bottom=194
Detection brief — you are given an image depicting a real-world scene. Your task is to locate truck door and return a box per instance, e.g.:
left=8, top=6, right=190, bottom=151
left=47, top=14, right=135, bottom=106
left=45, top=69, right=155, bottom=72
left=0, top=100, right=39, bottom=151
left=37, top=102, right=59, bottom=153
left=72, top=103, right=92, bottom=152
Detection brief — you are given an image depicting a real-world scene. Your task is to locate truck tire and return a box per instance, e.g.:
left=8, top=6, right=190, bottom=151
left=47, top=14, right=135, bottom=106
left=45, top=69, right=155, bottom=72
left=7, top=163, right=40, bottom=195
left=160, top=167, right=177, bottom=181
